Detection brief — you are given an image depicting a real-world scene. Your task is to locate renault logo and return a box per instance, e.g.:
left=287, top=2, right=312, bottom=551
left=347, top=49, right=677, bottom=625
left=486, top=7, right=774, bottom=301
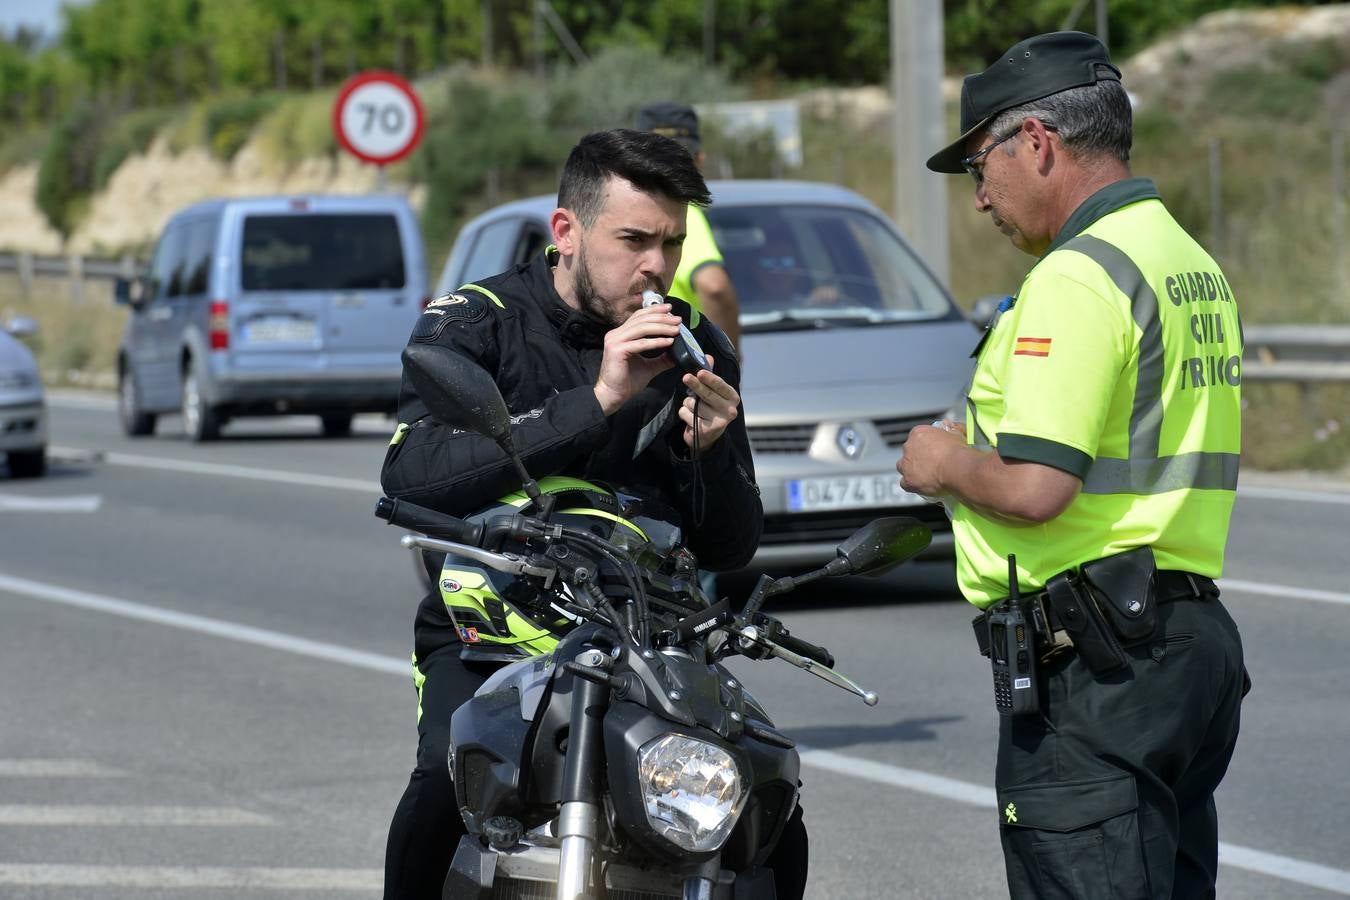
left=837, top=425, right=864, bottom=459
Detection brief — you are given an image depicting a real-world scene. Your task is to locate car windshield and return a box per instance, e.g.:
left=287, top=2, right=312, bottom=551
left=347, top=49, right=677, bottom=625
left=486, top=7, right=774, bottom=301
left=706, top=204, right=951, bottom=330
left=241, top=214, right=405, bottom=291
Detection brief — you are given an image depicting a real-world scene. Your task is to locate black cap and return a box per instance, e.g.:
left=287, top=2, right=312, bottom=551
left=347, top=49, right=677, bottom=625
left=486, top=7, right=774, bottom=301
left=634, top=102, right=701, bottom=152
left=927, top=31, right=1120, bottom=174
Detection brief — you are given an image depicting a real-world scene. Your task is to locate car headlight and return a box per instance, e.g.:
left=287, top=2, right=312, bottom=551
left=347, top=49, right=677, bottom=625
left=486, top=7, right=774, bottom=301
left=638, top=734, right=746, bottom=853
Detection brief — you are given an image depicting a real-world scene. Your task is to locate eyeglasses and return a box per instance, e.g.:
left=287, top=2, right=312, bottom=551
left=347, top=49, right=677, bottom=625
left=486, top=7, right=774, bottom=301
left=960, top=130, right=1019, bottom=185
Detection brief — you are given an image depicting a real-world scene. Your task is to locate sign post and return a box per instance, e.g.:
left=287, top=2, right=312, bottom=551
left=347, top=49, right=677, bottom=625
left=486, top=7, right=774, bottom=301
left=332, top=71, right=425, bottom=189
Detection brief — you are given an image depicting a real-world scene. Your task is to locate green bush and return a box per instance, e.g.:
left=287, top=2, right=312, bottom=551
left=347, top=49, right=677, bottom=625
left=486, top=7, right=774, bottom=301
left=35, top=105, right=102, bottom=237
left=1205, top=65, right=1322, bottom=121
left=257, top=90, right=338, bottom=165
left=203, top=92, right=282, bottom=160
left=93, top=106, right=175, bottom=189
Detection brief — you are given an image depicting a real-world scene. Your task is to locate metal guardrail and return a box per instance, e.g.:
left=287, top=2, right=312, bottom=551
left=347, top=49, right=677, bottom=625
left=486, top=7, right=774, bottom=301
left=2, top=252, right=1347, bottom=381
left=1242, top=326, right=1350, bottom=382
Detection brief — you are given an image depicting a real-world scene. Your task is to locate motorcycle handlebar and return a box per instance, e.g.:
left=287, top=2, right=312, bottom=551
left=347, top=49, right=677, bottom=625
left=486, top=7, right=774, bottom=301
left=374, top=497, right=484, bottom=547
left=775, top=630, right=835, bottom=669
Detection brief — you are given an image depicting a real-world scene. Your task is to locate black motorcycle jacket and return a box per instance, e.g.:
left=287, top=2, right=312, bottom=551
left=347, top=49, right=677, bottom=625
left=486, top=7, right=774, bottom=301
left=382, top=248, right=763, bottom=579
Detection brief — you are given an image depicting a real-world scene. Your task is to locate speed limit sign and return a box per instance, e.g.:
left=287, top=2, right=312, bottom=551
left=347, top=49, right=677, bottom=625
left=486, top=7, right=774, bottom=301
left=333, top=71, right=425, bottom=166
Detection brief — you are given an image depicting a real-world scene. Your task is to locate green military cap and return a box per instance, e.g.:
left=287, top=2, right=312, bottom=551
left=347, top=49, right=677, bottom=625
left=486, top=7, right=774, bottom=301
left=926, top=31, right=1121, bottom=174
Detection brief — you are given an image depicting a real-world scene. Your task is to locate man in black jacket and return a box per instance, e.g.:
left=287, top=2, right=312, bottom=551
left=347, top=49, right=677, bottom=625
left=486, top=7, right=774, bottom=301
left=380, top=129, right=793, bottom=899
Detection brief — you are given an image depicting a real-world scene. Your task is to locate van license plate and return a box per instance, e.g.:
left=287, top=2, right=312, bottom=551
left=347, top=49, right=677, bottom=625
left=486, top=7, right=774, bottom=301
left=786, top=475, right=926, bottom=512
left=244, top=317, right=316, bottom=344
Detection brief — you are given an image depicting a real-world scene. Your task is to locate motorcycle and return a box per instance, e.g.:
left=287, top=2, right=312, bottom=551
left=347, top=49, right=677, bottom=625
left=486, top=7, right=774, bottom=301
left=375, top=345, right=932, bottom=900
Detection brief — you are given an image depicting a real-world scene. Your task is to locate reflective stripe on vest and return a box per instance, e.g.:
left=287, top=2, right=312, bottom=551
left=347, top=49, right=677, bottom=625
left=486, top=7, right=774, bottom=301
left=1061, top=234, right=1238, bottom=495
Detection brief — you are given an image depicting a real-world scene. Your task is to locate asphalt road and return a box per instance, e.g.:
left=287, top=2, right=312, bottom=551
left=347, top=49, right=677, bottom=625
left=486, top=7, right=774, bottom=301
left=1, top=394, right=1348, bottom=899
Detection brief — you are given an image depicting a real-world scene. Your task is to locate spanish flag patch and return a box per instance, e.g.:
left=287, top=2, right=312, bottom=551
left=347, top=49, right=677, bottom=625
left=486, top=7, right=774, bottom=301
left=1013, top=337, right=1051, bottom=357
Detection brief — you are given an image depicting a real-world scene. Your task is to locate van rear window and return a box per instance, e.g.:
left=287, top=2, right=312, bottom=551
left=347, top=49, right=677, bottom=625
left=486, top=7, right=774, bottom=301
left=241, top=214, right=406, bottom=290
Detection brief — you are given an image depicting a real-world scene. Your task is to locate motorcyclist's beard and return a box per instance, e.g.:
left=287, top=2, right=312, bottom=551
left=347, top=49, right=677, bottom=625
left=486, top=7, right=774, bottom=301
left=573, top=243, right=661, bottom=329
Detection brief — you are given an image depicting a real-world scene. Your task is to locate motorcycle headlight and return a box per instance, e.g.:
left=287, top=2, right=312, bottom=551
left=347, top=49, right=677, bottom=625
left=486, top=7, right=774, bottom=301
left=637, top=734, right=746, bottom=853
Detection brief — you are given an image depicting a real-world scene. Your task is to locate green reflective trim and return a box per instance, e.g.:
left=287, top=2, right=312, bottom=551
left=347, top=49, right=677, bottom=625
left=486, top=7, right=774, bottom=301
left=500, top=476, right=609, bottom=505
left=458, top=283, right=505, bottom=309
left=1081, top=452, right=1239, bottom=495
left=412, top=652, right=426, bottom=723
left=997, top=433, right=1092, bottom=480
left=559, top=507, right=647, bottom=541
left=1061, top=234, right=1164, bottom=459
left=389, top=422, right=410, bottom=447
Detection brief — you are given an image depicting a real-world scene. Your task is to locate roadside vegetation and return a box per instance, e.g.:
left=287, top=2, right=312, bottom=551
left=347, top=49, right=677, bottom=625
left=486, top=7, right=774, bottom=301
left=1, top=0, right=1346, bottom=470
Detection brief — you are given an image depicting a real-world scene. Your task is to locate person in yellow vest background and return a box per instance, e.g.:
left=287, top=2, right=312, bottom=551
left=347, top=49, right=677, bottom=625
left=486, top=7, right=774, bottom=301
left=898, top=32, right=1249, bottom=900
left=634, top=102, right=742, bottom=352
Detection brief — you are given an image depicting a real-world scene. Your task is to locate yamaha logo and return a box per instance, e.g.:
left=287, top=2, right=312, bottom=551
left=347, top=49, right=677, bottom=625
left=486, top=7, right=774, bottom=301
left=837, top=425, right=865, bottom=459
left=440, top=579, right=462, bottom=593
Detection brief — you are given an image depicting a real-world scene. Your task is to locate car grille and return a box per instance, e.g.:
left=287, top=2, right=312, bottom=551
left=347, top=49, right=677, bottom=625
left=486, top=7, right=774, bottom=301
left=875, top=414, right=938, bottom=448
left=760, top=506, right=950, bottom=545
left=746, top=423, right=816, bottom=454
left=747, top=414, right=942, bottom=454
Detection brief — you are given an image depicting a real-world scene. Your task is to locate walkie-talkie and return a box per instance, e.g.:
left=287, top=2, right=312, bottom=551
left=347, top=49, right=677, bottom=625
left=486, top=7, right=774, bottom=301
left=987, top=554, right=1039, bottom=716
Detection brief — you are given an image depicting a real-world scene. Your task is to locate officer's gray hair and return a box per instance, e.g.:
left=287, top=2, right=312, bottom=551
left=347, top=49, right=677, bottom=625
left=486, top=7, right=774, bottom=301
left=987, top=67, right=1132, bottom=164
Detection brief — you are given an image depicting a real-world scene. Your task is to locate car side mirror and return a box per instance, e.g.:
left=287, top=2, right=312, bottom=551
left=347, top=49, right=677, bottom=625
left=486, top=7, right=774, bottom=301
left=967, top=294, right=1007, bottom=329
left=115, top=276, right=149, bottom=309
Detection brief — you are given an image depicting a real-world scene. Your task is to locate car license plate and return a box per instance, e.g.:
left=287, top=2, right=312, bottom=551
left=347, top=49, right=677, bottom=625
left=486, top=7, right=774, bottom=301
left=786, top=475, right=927, bottom=512
left=243, top=317, right=316, bottom=344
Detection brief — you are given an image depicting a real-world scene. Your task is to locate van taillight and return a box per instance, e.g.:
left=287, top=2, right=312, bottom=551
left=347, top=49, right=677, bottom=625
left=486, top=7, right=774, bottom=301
left=209, top=300, right=229, bottom=350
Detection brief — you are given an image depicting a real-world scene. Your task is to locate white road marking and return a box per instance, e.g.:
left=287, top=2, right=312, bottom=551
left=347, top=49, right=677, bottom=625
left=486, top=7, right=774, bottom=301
left=0, top=760, right=122, bottom=777
left=4, top=570, right=1349, bottom=895
left=0, top=805, right=270, bottom=826
left=0, top=864, right=380, bottom=890
left=49, top=447, right=382, bottom=494
left=0, top=572, right=408, bottom=676
left=0, top=493, right=102, bottom=513
left=1220, top=579, right=1350, bottom=607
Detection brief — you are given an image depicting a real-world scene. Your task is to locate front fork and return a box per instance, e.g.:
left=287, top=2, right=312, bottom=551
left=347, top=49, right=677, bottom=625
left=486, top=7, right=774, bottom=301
left=555, top=648, right=612, bottom=900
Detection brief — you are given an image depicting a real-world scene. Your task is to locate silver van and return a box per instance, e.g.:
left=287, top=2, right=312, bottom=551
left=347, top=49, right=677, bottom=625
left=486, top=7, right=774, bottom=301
left=115, top=194, right=427, bottom=441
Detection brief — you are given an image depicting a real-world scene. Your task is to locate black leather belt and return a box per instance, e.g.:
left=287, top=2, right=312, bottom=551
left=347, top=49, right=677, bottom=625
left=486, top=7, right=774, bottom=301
left=974, top=570, right=1216, bottom=658
left=1035, top=569, right=1216, bottom=633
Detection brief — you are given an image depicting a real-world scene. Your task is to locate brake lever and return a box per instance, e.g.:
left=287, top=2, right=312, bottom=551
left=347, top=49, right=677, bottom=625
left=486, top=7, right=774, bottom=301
left=399, top=534, right=557, bottom=585
left=734, top=625, right=879, bottom=706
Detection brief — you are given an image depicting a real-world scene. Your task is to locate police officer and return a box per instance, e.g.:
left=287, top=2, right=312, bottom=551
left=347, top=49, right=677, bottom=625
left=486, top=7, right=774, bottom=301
left=898, top=32, right=1248, bottom=899
left=380, top=129, right=806, bottom=899
left=634, top=102, right=742, bottom=351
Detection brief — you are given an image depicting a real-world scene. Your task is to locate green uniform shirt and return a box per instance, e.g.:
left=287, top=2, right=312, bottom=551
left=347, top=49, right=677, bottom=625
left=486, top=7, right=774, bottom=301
left=670, top=205, right=721, bottom=323
left=955, top=178, right=1243, bottom=608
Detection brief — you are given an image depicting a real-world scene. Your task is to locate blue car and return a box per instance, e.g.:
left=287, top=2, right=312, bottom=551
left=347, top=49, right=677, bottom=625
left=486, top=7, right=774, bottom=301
left=115, top=194, right=428, bottom=441
left=0, top=316, right=46, bottom=478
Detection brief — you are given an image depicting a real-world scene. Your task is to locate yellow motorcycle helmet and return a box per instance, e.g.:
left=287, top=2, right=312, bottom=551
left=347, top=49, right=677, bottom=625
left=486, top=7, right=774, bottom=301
left=437, top=476, right=694, bottom=664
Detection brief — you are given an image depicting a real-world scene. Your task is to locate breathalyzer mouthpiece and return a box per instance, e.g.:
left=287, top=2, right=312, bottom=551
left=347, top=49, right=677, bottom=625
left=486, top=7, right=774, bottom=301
left=641, top=290, right=664, bottom=308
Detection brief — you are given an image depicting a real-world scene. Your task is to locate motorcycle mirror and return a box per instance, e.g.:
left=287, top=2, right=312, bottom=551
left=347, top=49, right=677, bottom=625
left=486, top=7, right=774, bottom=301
left=401, top=343, right=548, bottom=511
left=402, top=344, right=512, bottom=441
left=831, top=517, right=932, bottom=577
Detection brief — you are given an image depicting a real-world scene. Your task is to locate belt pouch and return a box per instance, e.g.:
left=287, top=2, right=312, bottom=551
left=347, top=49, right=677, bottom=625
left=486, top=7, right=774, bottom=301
left=1044, top=572, right=1128, bottom=676
left=1080, top=547, right=1159, bottom=646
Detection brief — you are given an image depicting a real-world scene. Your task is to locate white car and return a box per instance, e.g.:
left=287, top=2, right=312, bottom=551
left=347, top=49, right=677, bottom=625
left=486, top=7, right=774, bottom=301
left=0, top=316, right=47, bottom=478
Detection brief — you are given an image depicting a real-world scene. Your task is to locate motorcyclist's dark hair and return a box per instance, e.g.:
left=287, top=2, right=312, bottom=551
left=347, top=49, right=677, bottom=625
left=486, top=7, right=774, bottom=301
left=559, top=129, right=711, bottom=228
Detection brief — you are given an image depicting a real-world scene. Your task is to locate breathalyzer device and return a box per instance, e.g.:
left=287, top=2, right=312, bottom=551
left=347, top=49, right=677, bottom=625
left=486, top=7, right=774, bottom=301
left=642, top=290, right=710, bottom=375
